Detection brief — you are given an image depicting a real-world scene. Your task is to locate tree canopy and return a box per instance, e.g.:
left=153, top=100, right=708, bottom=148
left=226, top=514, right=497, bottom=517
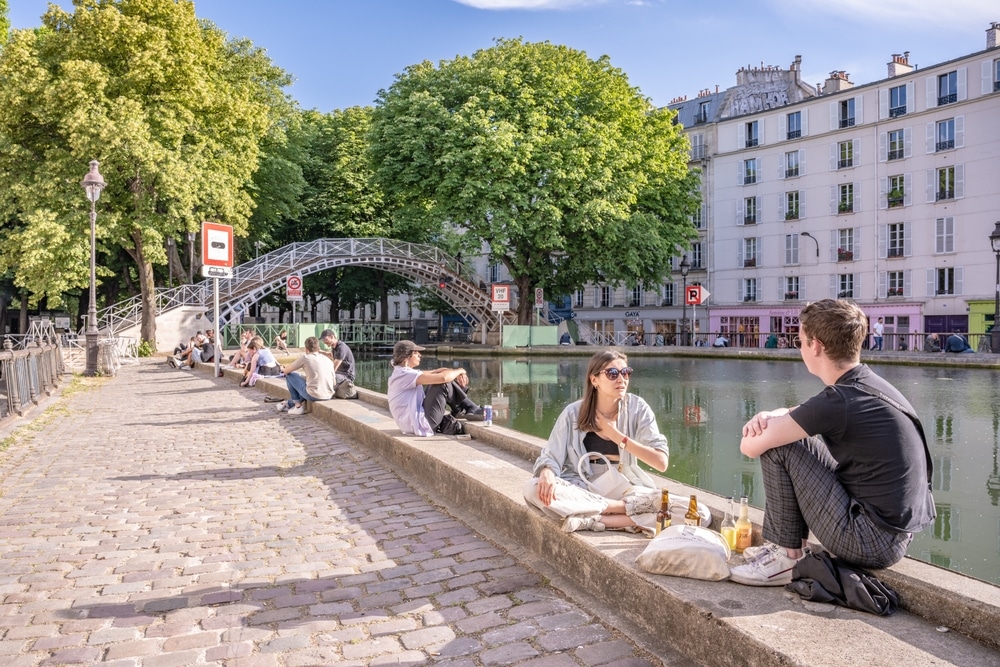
left=370, top=37, right=700, bottom=324
left=0, top=0, right=294, bottom=341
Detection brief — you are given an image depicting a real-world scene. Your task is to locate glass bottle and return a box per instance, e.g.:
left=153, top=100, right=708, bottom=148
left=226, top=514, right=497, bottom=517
left=655, top=489, right=671, bottom=535
left=684, top=494, right=700, bottom=526
left=720, top=496, right=737, bottom=551
left=735, top=496, right=752, bottom=553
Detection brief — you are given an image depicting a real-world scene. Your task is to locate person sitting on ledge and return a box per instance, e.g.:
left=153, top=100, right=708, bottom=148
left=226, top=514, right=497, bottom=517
left=731, top=299, right=934, bottom=587
left=277, top=336, right=335, bottom=416
left=944, top=330, right=974, bottom=354
left=523, top=350, right=669, bottom=536
left=387, top=340, right=484, bottom=436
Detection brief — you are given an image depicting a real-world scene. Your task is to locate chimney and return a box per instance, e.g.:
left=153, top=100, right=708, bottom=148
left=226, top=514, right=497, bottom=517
left=988, top=21, right=1000, bottom=50
left=823, top=70, right=854, bottom=94
left=887, top=52, right=914, bottom=78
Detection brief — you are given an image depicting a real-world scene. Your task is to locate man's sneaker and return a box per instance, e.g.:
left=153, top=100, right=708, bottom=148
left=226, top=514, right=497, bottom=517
left=561, top=514, right=606, bottom=533
left=276, top=402, right=289, bottom=413
left=459, top=407, right=485, bottom=422
left=286, top=404, right=306, bottom=415
left=730, top=546, right=802, bottom=586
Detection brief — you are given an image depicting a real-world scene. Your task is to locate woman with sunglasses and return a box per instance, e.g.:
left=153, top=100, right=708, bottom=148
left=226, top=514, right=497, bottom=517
left=524, top=350, right=669, bottom=535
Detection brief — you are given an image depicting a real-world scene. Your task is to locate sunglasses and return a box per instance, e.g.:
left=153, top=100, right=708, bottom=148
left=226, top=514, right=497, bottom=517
left=791, top=335, right=821, bottom=349
left=596, top=367, right=633, bottom=381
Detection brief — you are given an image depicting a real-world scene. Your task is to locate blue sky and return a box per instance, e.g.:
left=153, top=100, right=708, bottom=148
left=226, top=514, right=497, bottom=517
left=9, top=1, right=999, bottom=112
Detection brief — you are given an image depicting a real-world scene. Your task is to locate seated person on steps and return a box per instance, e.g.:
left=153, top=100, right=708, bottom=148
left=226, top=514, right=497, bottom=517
left=731, top=299, right=934, bottom=587
left=241, top=336, right=280, bottom=387
left=523, top=350, right=670, bottom=536
left=387, top=340, right=484, bottom=436
left=318, top=329, right=358, bottom=399
left=276, top=336, right=335, bottom=416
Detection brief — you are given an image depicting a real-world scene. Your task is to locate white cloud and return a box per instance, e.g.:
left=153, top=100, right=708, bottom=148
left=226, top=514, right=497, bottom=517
left=452, top=0, right=608, bottom=9
left=768, top=0, right=998, bottom=28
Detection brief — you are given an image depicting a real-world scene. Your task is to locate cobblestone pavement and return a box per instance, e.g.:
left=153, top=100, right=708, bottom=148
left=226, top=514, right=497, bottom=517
left=0, top=361, right=660, bottom=667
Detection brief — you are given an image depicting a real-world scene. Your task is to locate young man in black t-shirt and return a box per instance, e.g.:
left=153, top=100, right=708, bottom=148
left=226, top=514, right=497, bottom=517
left=730, top=299, right=935, bottom=587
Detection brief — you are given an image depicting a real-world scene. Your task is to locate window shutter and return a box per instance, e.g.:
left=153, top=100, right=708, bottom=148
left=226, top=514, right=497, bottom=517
left=801, top=109, right=809, bottom=135
left=879, top=271, right=887, bottom=298
left=935, top=218, right=945, bottom=253
left=830, top=274, right=838, bottom=298
left=737, top=241, right=744, bottom=265
left=879, top=177, right=888, bottom=210
left=926, top=170, right=936, bottom=203
left=853, top=138, right=861, bottom=165
left=926, top=269, right=936, bottom=296
left=798, top=149, right=806, bottom=174
left=759, top=120, right=765, bottom=145
left=829, top=101, right=838, bottom=130
left=904, top=127, right=912, bottom=157
left=904, top=173, right=912, bottom=206
left=830, top=143, right=838, bottom=170
left=984, top=60, right=995, bottom=95
left=903, top=225, right=912, bottom=257
left=829, top=229, right=838, bottom=262
left=779, top=155, right=786, bottom=179
left=878, top=224, right=887, bottom=258
left=800, top=190, right=806, bottom=218
left=903, top=270, right=912, bottom=295
left=926, top=76, right=936, bottom=109
left=955, top=164, right=965, bottom=199
left=956, top=266, right=964, bottom=295
left=879, top=89, right=888, bottom=119
left=878, top=132, right=887, bottom=162
left=830, top=185, right=838, bottom=215
left=906, top=82, right=915, bottom=114
left=855, top=95, right=864, bottom=124
left=738, top=161, right=744, bottom=186
left=738, top=199, right=745, bottom=225
left=957, top=67, right=967, bottom=101
left=778, top=193, right=785, bottom=218
left=854, top=227, right=861, bottom=260
left=955, top=116, right=965, bottom=148
left=854, top=181, right=861, bottom=211
left=756, top=196, right=761, bottom=222
left=738, top=123, right=746, bottom=148
left=925, top=122, right=935, bottom=153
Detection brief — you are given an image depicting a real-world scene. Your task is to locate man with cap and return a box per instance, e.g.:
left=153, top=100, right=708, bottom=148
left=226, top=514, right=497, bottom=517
left=387, top=340, right=484, bottom=436
left=319, top=328, right=358, bottom=398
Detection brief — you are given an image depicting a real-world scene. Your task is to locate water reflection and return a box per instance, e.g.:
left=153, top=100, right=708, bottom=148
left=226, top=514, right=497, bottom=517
left=356, top=354, right=1000, bottom=586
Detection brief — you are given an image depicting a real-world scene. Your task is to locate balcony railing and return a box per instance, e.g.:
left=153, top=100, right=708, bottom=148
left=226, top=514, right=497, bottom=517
left=837, top=250, right=854, bottom=262
left=888, top=148, right=904, bottom=161
left=839, top=117, right=856, bottom=128
left=694, top=112, right=709, bottom=124
left=938, top=93, right=957, bottom=106
left=936, top=139, right=955, bottom=151
left=838, top=158, right=853, bottom=169
left=745, top=138, right=758, bottom=148
left=889, top=106, right=906, bottom=118
left=743, top=216, right=757, bottom=225
left=787, top=129, right=801, bottom=140
left=887, top=195, right=904, bottom=208
left=837, top=291, right=854, bottom=298
left=936, top=189, right=954, bottom=201
left=888, top=288, right=904, bottom=297
left=785, top=168, right=799, bottom=178
left=743, top=295, right=757, bottom=302
left=744, top=175, right=757, bottom=185
left=785, top=210, right=799, bottom=221
left=838, top=202, right=854, bottom=214
left=743, top=258, right=757, bottom=268
left=888, top=248, right=904, bottom=258
left=784, top=292, right=799, bottom=300
left=691, top=145, right=708, bottom=160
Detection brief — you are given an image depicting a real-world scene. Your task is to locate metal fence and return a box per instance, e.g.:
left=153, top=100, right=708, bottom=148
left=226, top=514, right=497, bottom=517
left=0, top=337, right=64, bottom=422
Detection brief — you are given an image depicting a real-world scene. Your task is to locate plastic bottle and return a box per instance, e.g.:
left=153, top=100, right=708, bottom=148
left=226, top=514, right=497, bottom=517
left=735, top=496, right=752, bottom=554
left=720, top=496, right=737, bottom=550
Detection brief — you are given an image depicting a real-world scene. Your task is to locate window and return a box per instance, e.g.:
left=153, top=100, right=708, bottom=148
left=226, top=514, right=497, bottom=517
left=695, top=100, right=710, bottom=124
left=936, top=119, right=955, bottom=151
left=661, top=283, right=674, bottom=307
left=745, top=120, right=759, bottom=148
left=743, top=278, right=757, bottom=302
left=785, top=234, right=799, bottom=265
left=785, top=191, right=800, bottom=220
left=743, top=158, right=758, bottom=185
left=630, top=286, right=642, bottom=307
left=888, top=174, right=905, bottom=208
left=937, top=166, right=955, bottom=200
left=938, top=71, right=958, bottom=105
left=692, top=205, right=703, bottom=229
left=838, top=183, right=854, bottom=213
left=838, top=274, right=854, bottom=298
left=839, top=98, right=856, bottom=128
left=690, top=243, right=703, bottom=269
left=838, top=140, right=854, bottom=169
left=888, top=271, right=905, bottom=297
left=995, top=59, right=1000, bottom=92
left=935, top=217, right=955, bottom=254
left=743, top=238, right=757, bottom=267
left=691, top=134, right=707, bottom=160
left=888, top=129, right=905, bottom=161
left=785, top=276, right=800, bottom=300
left=600, top=285, right=612, bottom=308
left=787, top=111, right=802, bottom=139
left=744, top=196, right=757, bottom=225
left=888, top=223, right=905, bottom=258
left=889, top=84, right=907, bottom=117
left=490, top=262, right=502, bottom=283
left=574, top=289, right=584, bottom=308
left=784, top=150, right=800, bottom=178
left=936, top=268, right=955, bottom=295
left=394, top=302, right=400, bottom=319
left=837, top=228, right=855, bottom=261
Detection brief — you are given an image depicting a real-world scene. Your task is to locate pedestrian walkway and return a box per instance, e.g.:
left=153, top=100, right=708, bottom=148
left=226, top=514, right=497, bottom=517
left=0, top=360, right=662, bottom=667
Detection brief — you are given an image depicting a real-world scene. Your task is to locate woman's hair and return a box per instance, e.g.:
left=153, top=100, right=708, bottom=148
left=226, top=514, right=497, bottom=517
left=577, top=349, right=628, bottom=432
left=304, top=336, right=320, bottom=353
left=251, top=336, right=265, bottom=351
left=799, top=299, right=867, bottom=364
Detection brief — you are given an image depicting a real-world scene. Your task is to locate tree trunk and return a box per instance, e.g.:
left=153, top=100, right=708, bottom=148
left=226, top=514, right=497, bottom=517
left=129, top=230, right=158, bottom=344
left=515, top=275, right=533, bottom=325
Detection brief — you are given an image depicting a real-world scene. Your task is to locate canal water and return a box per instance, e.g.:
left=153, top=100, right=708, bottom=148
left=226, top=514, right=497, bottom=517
left=355, top=353, right=1000, bottom=586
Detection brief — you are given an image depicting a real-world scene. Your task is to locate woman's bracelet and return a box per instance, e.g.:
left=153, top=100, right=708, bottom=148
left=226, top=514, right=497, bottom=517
left=620, top=436, right=629, bottom=450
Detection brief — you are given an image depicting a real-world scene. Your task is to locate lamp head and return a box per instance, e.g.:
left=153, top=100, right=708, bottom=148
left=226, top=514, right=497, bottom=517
left=81, top=160, right=105, bottom=203
left=990, top=222, right=1000, bottom=254
left=679, top=254, right=691, bottom=277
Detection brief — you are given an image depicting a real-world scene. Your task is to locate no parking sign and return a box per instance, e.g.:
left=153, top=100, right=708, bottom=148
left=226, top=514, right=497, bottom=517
left=287, top=274, right=303, bottom=301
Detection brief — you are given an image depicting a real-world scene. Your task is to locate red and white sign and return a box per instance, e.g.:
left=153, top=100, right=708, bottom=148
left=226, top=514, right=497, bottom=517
left=200, top=222, right=234, bottom=278
left=491, top=283, right=510, bottom=312
left=685, top=285, right=710, bottom=306
left=534, top=287, right=544, bottom=308
left=286, top=274, right=303, bottom=301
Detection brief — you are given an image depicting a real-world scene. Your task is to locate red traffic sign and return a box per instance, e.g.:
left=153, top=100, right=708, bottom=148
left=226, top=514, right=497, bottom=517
left=201, top=222, right=233, bottom=268
left=685, top=285, right=709, bottom=306
left=287, top=274, right=303, bottom=301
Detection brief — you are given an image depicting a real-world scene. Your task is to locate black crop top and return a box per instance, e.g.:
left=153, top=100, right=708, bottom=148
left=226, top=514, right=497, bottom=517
left=583, top=431, right=620, bottom=459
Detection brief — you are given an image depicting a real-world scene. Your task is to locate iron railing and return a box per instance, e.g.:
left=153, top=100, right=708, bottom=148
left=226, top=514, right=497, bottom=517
left=0, top=337, right=63, bottom=422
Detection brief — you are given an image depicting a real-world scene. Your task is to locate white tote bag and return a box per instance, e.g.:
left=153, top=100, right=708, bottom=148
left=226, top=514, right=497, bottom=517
left=576, top=452, right=633, bottom=500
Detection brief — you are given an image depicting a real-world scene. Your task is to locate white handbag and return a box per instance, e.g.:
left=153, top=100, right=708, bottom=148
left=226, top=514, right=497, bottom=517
left=576, top=452, right=633, bottom=500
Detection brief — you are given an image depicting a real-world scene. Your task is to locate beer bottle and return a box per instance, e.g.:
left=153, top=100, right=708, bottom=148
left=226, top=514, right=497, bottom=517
left=735, top=496, right=752, bottom=553
left=684, top=494, right=700, bottom=526
left=720, top=496, right=737, bottom=551
left=655, top=489, right=671, bottom=535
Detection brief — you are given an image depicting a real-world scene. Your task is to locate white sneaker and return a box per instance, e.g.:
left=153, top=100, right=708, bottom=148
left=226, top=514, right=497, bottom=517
left=275, top=402, right=289, bottom=412
left=561, top=514, right=606, bottom=533
left=286, top=404, right=305, bottom=415
left=742, top=543, right=811, bottom=562
left=730, top=546, right=802, bottom=586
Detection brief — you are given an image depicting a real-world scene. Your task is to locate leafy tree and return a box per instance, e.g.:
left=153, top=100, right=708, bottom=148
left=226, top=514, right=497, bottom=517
left=370, top=38, right=700, bottom=324
left=0, top=0, right=9, bottom=48
left=0, top=0, right=293, bottom=343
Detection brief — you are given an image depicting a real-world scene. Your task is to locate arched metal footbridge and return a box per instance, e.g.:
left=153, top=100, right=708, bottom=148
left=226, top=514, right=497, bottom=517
left=97, top=238, right=511, bottom=337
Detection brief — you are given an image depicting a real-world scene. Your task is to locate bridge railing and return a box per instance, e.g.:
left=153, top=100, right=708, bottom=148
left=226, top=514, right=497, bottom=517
left=0, top=338, right=63, bottom=422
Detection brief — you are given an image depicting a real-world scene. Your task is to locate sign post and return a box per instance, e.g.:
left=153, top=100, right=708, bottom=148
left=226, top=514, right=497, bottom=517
left=287, top=274, right=303, bottom=325
left=492, top=284, right=510, bottom=347
left=200, top=222, right=234, bottom=377
left=685, top=286, right=710, bottom=344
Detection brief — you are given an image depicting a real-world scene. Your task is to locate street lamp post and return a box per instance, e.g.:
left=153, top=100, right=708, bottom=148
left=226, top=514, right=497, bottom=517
left=166, top=237, right=175, bottom=288
left=81, top=160, right=106, bottom=376
left=187, top=231, right=196, bottom=284
left=679, top=255, right=691, bottom=346
left=255, top=240, right=263, bottom=260
left=990, top=222, right=1000, bottom=354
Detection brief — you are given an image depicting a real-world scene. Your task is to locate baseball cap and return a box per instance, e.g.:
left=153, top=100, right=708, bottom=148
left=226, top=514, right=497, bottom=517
left=393, top=340, right=426, bottom=356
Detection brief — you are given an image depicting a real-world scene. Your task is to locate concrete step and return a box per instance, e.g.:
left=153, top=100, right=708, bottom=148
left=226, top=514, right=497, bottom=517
left=215, top=364, right=1000, bottom=666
